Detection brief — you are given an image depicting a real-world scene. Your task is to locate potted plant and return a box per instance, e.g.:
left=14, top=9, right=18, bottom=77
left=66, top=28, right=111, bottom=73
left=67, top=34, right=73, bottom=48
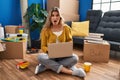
left=24, top=3, right=48, bottom=48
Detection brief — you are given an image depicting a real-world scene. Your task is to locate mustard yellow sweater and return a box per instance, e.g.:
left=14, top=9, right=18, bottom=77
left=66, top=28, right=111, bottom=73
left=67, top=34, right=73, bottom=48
left=40, top=25, right=72, bottom=53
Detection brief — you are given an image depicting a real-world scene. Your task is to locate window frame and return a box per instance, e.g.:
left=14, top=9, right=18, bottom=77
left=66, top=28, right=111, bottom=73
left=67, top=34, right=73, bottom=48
left=92, top=0, right=120, bottom=12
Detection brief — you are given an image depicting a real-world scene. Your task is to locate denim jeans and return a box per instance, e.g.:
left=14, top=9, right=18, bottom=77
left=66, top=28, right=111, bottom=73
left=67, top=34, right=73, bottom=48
left=38, top=53, right=79, bottom=73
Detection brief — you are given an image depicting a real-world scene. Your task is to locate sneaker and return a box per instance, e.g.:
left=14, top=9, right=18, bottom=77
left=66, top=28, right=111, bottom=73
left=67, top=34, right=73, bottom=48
left=35, top=64, right=46, bottom=74
left=72, top=68, right=86, bottom=77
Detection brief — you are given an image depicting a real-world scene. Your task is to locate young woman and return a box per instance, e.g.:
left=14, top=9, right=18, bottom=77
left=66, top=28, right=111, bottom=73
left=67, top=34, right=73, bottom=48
left=35, top=7, right=86, bottom=78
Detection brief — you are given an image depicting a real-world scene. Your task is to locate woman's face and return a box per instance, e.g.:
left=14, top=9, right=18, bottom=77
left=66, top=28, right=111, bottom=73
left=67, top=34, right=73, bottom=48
left=51, top=11, right=60, bottom=26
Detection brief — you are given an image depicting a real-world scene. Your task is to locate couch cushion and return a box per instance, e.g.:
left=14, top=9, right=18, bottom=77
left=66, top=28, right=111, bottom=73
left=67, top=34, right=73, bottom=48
left=86, top=10, right=102, bottom=33
left=108, top=41, right=120, bottom=51
left=96, top=10, right=120, bottom=42
left=71, top=21, right=89, bottom=37
left=65, top=21, right=72, bottom=27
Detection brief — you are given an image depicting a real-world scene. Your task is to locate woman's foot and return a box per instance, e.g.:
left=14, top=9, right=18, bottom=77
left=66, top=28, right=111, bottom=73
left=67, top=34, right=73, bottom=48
left=35, top=64, right=46, bottom=74
left=72, top=68, right=86, bottom=77
left=70, top=66, right=78, bottom=71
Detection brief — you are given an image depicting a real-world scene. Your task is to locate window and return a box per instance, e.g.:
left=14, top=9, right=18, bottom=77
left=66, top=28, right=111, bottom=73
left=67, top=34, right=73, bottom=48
left=92, top=0, right=120, bottom=13
left=111, top=2, right=120, bottom=10
left=93, top=4, right=101, bottom=10
left=101, top=3, right=110, bottom=12
left=93, top=0, right=101, bottom=3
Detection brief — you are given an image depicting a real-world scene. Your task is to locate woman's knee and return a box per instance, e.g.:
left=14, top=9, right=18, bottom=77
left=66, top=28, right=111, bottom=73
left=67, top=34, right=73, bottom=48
left=38, top=53, right=48, bottom=62
left=72, top=54, right=79, bottom=63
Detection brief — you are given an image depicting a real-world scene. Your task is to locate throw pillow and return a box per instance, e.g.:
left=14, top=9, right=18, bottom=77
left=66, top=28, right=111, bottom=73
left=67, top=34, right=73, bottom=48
left=71, top=21, right=89, bottom=37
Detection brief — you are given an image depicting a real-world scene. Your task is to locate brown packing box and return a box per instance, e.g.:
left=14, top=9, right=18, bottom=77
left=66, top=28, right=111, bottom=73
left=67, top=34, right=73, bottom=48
left=47, top=0, right=79, bottom=14
left=5, top=25, right=19, bottom=33
left=61, top=13, right=79, bottom=21
left=83, top=41, right=110, bottom=62
left=0, top=42, right=26, bottom=59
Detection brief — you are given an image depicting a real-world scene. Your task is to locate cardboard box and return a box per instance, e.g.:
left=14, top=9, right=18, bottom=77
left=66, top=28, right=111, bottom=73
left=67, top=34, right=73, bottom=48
left=62, top=13, right=79, bottom=21
left=5, top=25, right=19, bottom=33
left=47, top=0, right=79, bottom=14
left=6, top=33, right=28, bottom=48
left=83, top=41, right=110, bottom=62
left=0, top=42, right=26, bottom=59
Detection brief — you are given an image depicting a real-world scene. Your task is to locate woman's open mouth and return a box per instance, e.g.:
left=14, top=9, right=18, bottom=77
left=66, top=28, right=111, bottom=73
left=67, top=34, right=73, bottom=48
left=52, top=20, right=58, bottom=25
left=54, top=20, right=57, bottom=23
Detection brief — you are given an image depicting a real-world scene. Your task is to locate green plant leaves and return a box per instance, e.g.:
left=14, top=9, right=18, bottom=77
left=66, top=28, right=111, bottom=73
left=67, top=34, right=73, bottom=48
left=24, top=3, right=48, bottom=32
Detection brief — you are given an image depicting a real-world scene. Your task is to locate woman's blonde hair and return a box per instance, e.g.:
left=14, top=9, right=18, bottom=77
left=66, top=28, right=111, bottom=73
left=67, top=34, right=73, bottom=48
left=43, top=7, right=65, bottom=28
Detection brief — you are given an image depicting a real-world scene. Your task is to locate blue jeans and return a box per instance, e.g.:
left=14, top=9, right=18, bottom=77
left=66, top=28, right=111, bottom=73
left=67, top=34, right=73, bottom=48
left=38, top=53, right=79, bottom=73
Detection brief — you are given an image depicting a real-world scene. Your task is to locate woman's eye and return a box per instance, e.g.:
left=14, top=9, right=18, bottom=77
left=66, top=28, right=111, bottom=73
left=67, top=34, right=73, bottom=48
left=51, top=15, right=54, bottom=17
left=56, top=14, right=59, bottom=17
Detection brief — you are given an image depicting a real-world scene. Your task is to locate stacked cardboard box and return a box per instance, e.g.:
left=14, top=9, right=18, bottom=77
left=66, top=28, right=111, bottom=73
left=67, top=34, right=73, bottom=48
left=5, top=25, right=19, bottom=34
left=47, top=0, right=79, bottom=21
left=0, top=25, right=27, bottom=59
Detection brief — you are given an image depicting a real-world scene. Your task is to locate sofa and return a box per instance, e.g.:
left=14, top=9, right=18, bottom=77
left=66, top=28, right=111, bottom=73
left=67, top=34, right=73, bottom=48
left=66, top=10, right=120, bottom=52
left=96, top=10, right=120, bottom=51
left=66, top=10, right=102, bottom=45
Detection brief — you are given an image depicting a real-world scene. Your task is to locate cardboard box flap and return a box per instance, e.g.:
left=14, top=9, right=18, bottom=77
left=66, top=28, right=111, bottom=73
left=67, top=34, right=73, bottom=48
left=0, top=43, right=4, bottom=52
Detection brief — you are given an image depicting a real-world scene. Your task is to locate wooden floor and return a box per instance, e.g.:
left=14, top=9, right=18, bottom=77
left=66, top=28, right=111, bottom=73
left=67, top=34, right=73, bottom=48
left=0, top=48, right=120, bottom=80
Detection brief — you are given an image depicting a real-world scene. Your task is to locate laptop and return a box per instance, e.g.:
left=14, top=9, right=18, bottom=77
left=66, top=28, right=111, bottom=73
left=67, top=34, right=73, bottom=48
left=48, top=42, right=73, bottom=58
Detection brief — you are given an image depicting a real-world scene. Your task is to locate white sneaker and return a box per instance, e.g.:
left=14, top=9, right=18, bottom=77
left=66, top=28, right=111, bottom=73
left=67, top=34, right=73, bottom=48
left=35, top=64, right=40, bottom=74
left=35, top=64, right=46, bottom=74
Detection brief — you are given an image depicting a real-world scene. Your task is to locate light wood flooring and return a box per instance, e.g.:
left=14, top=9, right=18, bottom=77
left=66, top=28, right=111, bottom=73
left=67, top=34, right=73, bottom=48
left=0, top=48, right=120, bottom=80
